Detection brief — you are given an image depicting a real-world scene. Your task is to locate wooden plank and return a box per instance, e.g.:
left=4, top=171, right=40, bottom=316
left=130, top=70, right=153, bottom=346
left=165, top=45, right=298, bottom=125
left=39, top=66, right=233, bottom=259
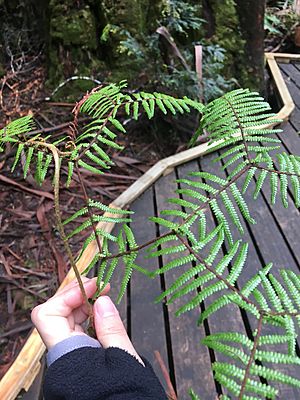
left=280, top=63, right=300, bottom=104
left=271, top=53, right=300, bottom=62
left=281, top=62, right=300, bottom=87
left=261, top=126, right=300, bottom=265
left=266, top=54, right=295, bottom=120
left=154, top=169, right=217, bottom=399
left=279, top=64, right=300, bottom=132
left=129, top=187, right=170, bottom=391
left=18, top=358, right=45, bottom=400
left=277, top=121, right=300, bottom=155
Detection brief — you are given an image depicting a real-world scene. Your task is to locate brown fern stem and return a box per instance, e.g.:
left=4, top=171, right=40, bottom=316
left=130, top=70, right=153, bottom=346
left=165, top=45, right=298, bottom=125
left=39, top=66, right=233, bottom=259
left=175, top=233, right=260, bottom=311
left=238, top=314, right=264, bottom=400
left=102, top=166, right=249, bottom=263
left=254, top=164, right=300, bottom=177
left=51, top=146, right=92, bottom=318
left=75, top=161, right=102, bottom=254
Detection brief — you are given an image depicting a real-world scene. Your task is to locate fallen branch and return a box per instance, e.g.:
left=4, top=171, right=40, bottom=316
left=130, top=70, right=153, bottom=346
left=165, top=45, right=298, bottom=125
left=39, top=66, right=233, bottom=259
left=0, top=322, right=33, bottom=339
left=0, top=174, right=54, bottom=200
left=154, top=350, right=177, bottom=400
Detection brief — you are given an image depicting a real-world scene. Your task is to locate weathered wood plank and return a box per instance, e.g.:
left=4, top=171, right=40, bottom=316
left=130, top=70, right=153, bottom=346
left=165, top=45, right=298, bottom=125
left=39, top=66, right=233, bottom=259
left=18, top=357, right=45, bottom=400
left=129, top=187, right=170, bottom=391
left=277, top=121, right=300, bottom=156
left=154, top=169, right=217, bottom=399
left=260, top=127, right=300, bottom=265
left=279, top=64, right=300, bottom=132
left=281, top=62, right=300, bottom=88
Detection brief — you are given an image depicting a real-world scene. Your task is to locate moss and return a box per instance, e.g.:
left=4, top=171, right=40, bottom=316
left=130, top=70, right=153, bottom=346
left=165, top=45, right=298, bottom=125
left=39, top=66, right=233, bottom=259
left=50, top=3, right=97, bottom=48
left=100, top=0, right=151, bottom=38
left=205, top=0, right=258, bottom=90
left=48, top=0, right=101, bottom=88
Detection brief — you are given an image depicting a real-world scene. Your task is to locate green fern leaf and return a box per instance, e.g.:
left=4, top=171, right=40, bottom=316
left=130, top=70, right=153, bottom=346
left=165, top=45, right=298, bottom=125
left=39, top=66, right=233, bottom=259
left=149, top=216, right=179, bottom=231
left=153, top=254, right=196, bottom=276
left=108, top=117, right=126, bottom=133
left=241, top=263, right=273, bottom=297
left=209, top=199, right=232, bottom=244
left=253, top=169, right=267, bottom=199
left=24, top=147, right=34, bottom=178
left=230, top=183, right=256, bottom=224
left=11, top=143, right=25, bottom=172
left=78, top=160, right=103, bottom=175
left=220, top=191, right=244, bottom=234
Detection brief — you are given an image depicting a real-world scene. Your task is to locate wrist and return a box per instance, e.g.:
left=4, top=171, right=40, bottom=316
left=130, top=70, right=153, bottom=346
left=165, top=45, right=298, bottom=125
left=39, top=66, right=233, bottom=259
left=46, top=335, right=101, bottom=367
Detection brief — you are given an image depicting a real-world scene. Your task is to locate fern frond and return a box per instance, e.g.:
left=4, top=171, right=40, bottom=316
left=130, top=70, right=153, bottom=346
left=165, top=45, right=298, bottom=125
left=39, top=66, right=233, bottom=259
left=203, top=330, right=300, bottom=400
left=175, top=240, right=243, bottom=316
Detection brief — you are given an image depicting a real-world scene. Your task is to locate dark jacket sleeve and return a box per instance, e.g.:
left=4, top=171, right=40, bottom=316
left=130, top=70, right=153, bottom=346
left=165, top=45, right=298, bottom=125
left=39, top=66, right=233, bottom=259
left=43, top=346, right=168, bottom=400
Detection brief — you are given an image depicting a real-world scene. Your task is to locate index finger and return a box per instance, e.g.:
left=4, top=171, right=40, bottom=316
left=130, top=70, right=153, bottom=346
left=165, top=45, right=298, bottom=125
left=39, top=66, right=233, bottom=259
left=39, top=279, right=109, bottom=318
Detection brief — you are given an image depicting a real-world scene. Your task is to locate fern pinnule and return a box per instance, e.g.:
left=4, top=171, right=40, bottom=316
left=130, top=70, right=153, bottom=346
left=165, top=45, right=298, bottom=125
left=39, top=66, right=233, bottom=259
left=116, top=225, right=138, bottom=302
left=0, top=115, right=35, bottom=139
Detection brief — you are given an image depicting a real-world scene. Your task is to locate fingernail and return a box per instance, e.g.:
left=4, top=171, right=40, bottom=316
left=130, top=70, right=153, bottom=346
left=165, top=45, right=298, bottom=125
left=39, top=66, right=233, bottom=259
left=95, top=296, right=118, bottom=318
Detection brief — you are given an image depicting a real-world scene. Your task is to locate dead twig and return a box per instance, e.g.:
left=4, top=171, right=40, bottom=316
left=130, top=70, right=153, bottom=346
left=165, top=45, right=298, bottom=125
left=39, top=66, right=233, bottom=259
left=0, top=174, right=54, bottom=200
left=0, top=322, right=33, bottom=339
left=154, top=350, right=177, bottom=400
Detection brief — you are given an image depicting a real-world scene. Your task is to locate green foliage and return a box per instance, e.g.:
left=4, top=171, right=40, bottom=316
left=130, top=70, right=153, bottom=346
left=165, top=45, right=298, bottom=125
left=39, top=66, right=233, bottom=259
left=0, top=82, right=201, bottom=186
left=100, top=0, right=235, bottom=101
left=265, top=2, right=300, bottom=51
left=159, top=0, right=204, bottom=36
left=1, top=83, right=300, bottom=399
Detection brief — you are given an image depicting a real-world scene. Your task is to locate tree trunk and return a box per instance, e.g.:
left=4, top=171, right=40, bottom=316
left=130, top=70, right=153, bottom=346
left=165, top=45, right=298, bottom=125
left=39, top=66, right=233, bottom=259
left=235, top=0, right=265, bottom=93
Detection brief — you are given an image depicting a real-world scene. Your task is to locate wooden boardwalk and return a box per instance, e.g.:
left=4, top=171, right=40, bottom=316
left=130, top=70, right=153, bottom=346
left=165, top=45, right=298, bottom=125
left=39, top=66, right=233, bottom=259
left=21, top=61, right=300, bottom=400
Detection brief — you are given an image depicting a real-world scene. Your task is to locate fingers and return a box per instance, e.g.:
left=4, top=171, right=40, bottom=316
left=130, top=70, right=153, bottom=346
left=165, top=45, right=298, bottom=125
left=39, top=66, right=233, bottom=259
left=94, top=296, right=144, bottom=366
left=31, top=278, right=110, bottom=349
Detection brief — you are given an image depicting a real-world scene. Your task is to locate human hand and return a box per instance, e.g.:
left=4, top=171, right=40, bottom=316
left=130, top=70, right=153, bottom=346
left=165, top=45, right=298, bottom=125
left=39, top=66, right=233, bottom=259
left=31, top=277, right=109, bottom=349
left=31, top=278, right=144, bottom=365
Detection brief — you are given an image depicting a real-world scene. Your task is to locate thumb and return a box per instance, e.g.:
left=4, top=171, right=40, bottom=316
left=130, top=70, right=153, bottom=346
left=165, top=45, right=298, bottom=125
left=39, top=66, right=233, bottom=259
left=94, top=296, right=144, bottom=366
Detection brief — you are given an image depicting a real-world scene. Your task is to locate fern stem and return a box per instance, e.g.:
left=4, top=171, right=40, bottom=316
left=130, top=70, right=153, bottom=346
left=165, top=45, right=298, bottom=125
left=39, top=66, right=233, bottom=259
left=238, top=313, right=263, bottom=400
left=224, top=97, right=251, bottom=163
left=75, top=161, right=102, bottom=254
left=175, top=233, right=260, bottom=311
left=51, top=146, right=92, bottom=317
left=254, top=164, right=300, bottom=178
left=102, top=167, right=249, bottom=263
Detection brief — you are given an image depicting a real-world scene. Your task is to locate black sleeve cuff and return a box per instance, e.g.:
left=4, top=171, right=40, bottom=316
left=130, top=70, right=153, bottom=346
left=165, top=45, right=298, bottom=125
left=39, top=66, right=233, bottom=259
left=43, top=346, right=168, bottom=400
